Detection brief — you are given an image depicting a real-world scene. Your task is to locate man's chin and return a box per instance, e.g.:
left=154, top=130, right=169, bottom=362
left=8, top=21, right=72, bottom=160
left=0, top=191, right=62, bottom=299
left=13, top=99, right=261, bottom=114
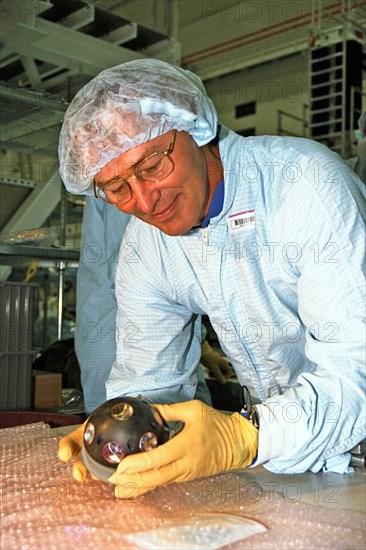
left=139, top=211, right=201, bottom=236
left=156, top=221, right=196, bottom=237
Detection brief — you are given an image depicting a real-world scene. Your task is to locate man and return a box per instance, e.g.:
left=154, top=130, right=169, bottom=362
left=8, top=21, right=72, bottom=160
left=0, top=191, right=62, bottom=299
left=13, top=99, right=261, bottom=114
left=58, top=59, right=365, bottom=498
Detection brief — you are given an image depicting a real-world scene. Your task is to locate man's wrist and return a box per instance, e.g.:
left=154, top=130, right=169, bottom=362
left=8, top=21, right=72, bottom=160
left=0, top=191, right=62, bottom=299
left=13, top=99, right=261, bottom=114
left=240, top=385, right=260, bottom=429
left=240, top=386, right=259, bottom=465
left=242, top=404, right=259, bottom=429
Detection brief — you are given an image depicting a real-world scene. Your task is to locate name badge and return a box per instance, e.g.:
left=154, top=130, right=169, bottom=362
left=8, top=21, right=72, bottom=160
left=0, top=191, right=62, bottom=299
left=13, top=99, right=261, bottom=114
left=228, top=210, right=255, bottom=232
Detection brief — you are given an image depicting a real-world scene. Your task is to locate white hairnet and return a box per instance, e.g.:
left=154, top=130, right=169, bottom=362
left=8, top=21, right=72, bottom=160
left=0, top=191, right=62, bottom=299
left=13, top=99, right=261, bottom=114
left=58, top=59, right=218, bottom=194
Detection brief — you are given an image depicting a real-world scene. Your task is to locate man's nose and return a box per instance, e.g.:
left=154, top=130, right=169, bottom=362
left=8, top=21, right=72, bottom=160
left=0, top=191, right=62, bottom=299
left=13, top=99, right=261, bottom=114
left=129, top=177, right=160, bottom=214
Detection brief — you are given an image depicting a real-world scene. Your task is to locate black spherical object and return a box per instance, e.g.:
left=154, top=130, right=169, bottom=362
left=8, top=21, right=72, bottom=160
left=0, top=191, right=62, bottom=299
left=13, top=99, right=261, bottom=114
left=81, top=396, right=170, bottom=482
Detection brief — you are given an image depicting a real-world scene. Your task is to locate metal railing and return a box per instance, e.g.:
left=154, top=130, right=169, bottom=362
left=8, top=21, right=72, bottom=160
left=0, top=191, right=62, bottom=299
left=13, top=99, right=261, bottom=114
left=277, top=106, right=309, bottom=138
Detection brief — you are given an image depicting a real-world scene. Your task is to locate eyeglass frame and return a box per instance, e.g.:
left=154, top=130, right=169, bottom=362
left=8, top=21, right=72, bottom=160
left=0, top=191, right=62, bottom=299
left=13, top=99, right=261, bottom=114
left=93, top=129, right=177, bottom=204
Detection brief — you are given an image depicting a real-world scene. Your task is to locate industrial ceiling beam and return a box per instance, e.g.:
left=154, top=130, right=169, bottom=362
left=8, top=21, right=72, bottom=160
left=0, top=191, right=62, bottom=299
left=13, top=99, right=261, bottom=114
left=0, top=170, right=62, bottom=280
left=104, top=23, right=138, bottom=45
left=0, top=141, right=56, bottom=157
left=1, top=170, right=62, bottom=234
left=19, top=55, right=42, bottom=88
left=58, top=4, right=96, bottom=30
left=0, top=17, right=145, bottom=78
left=0, top=82, right=68, bottom=112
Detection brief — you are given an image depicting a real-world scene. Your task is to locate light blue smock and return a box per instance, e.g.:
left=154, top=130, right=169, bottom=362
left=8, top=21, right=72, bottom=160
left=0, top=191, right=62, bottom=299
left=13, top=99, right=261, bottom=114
left=107, top=126, right=366, bottom=474
left=75, top=197, right=130, bottom=413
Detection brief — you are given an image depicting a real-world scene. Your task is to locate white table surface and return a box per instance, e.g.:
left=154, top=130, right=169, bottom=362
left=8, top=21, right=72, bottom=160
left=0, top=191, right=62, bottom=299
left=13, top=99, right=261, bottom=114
left=236, top=464, right=366, bottom=514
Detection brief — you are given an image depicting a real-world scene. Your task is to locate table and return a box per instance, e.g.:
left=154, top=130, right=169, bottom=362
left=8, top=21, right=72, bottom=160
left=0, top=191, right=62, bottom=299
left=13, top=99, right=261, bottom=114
left=1, top=422, right=365, bottom=549
left=237, top=463, right=366, bottom=514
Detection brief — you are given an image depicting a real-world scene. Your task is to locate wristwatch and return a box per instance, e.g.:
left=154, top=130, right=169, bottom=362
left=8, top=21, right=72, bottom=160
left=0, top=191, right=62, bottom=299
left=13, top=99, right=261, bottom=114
left=240, top=385, right=259, bottom=429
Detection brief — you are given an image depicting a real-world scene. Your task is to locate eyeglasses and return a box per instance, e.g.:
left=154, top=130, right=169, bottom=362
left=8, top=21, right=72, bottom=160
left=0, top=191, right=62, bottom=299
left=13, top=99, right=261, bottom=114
left=93, top=130, right=176, bottom=205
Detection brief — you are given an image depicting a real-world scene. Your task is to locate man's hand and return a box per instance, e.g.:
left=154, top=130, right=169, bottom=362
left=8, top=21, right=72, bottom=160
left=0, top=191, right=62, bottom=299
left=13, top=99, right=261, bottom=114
left=109, top=399, right=258, bottom=499
left=58, top=422, right=90, bottom=482
left=200, top=339, right=233, bottom=384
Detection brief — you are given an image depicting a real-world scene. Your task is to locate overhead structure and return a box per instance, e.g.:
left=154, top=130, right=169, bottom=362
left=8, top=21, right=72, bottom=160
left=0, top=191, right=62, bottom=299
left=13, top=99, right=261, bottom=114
left=0, top=0, right=180, bottom=90
left=179, top=0, right=365, bottom=159
left=0, top=0, right=180, bottom=281
left=307, top=0, right=366, bottom=158
left=0, top=1, right=180, bottom=220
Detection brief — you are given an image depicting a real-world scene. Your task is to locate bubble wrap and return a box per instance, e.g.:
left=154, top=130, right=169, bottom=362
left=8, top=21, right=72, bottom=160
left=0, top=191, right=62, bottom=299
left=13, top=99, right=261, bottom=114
left=58, top=59, right=218, bottom=195
left=1, top=423, right=365, bottom=550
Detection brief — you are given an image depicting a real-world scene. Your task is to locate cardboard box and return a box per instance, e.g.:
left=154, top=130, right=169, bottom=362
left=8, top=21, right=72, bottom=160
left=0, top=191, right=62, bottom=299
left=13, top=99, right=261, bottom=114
left=33, top=370, right=62, bottom=410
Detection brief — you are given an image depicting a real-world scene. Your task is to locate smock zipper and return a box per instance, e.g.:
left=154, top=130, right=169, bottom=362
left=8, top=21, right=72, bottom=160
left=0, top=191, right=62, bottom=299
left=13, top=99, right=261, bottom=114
left=201, top=226, right=209, bottom=247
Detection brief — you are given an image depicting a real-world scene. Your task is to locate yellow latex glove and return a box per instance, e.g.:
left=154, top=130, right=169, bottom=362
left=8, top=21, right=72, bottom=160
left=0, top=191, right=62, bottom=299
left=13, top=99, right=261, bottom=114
left=200, top=339, right=233, bottom=384
left=58, top=421, right=91, bottom=482
left=109, top=399, right=258, bottom=499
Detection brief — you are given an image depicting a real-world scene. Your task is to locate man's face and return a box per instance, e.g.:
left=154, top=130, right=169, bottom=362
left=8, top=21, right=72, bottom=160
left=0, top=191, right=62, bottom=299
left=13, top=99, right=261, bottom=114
left=94, top=131, right=221, bottom=236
